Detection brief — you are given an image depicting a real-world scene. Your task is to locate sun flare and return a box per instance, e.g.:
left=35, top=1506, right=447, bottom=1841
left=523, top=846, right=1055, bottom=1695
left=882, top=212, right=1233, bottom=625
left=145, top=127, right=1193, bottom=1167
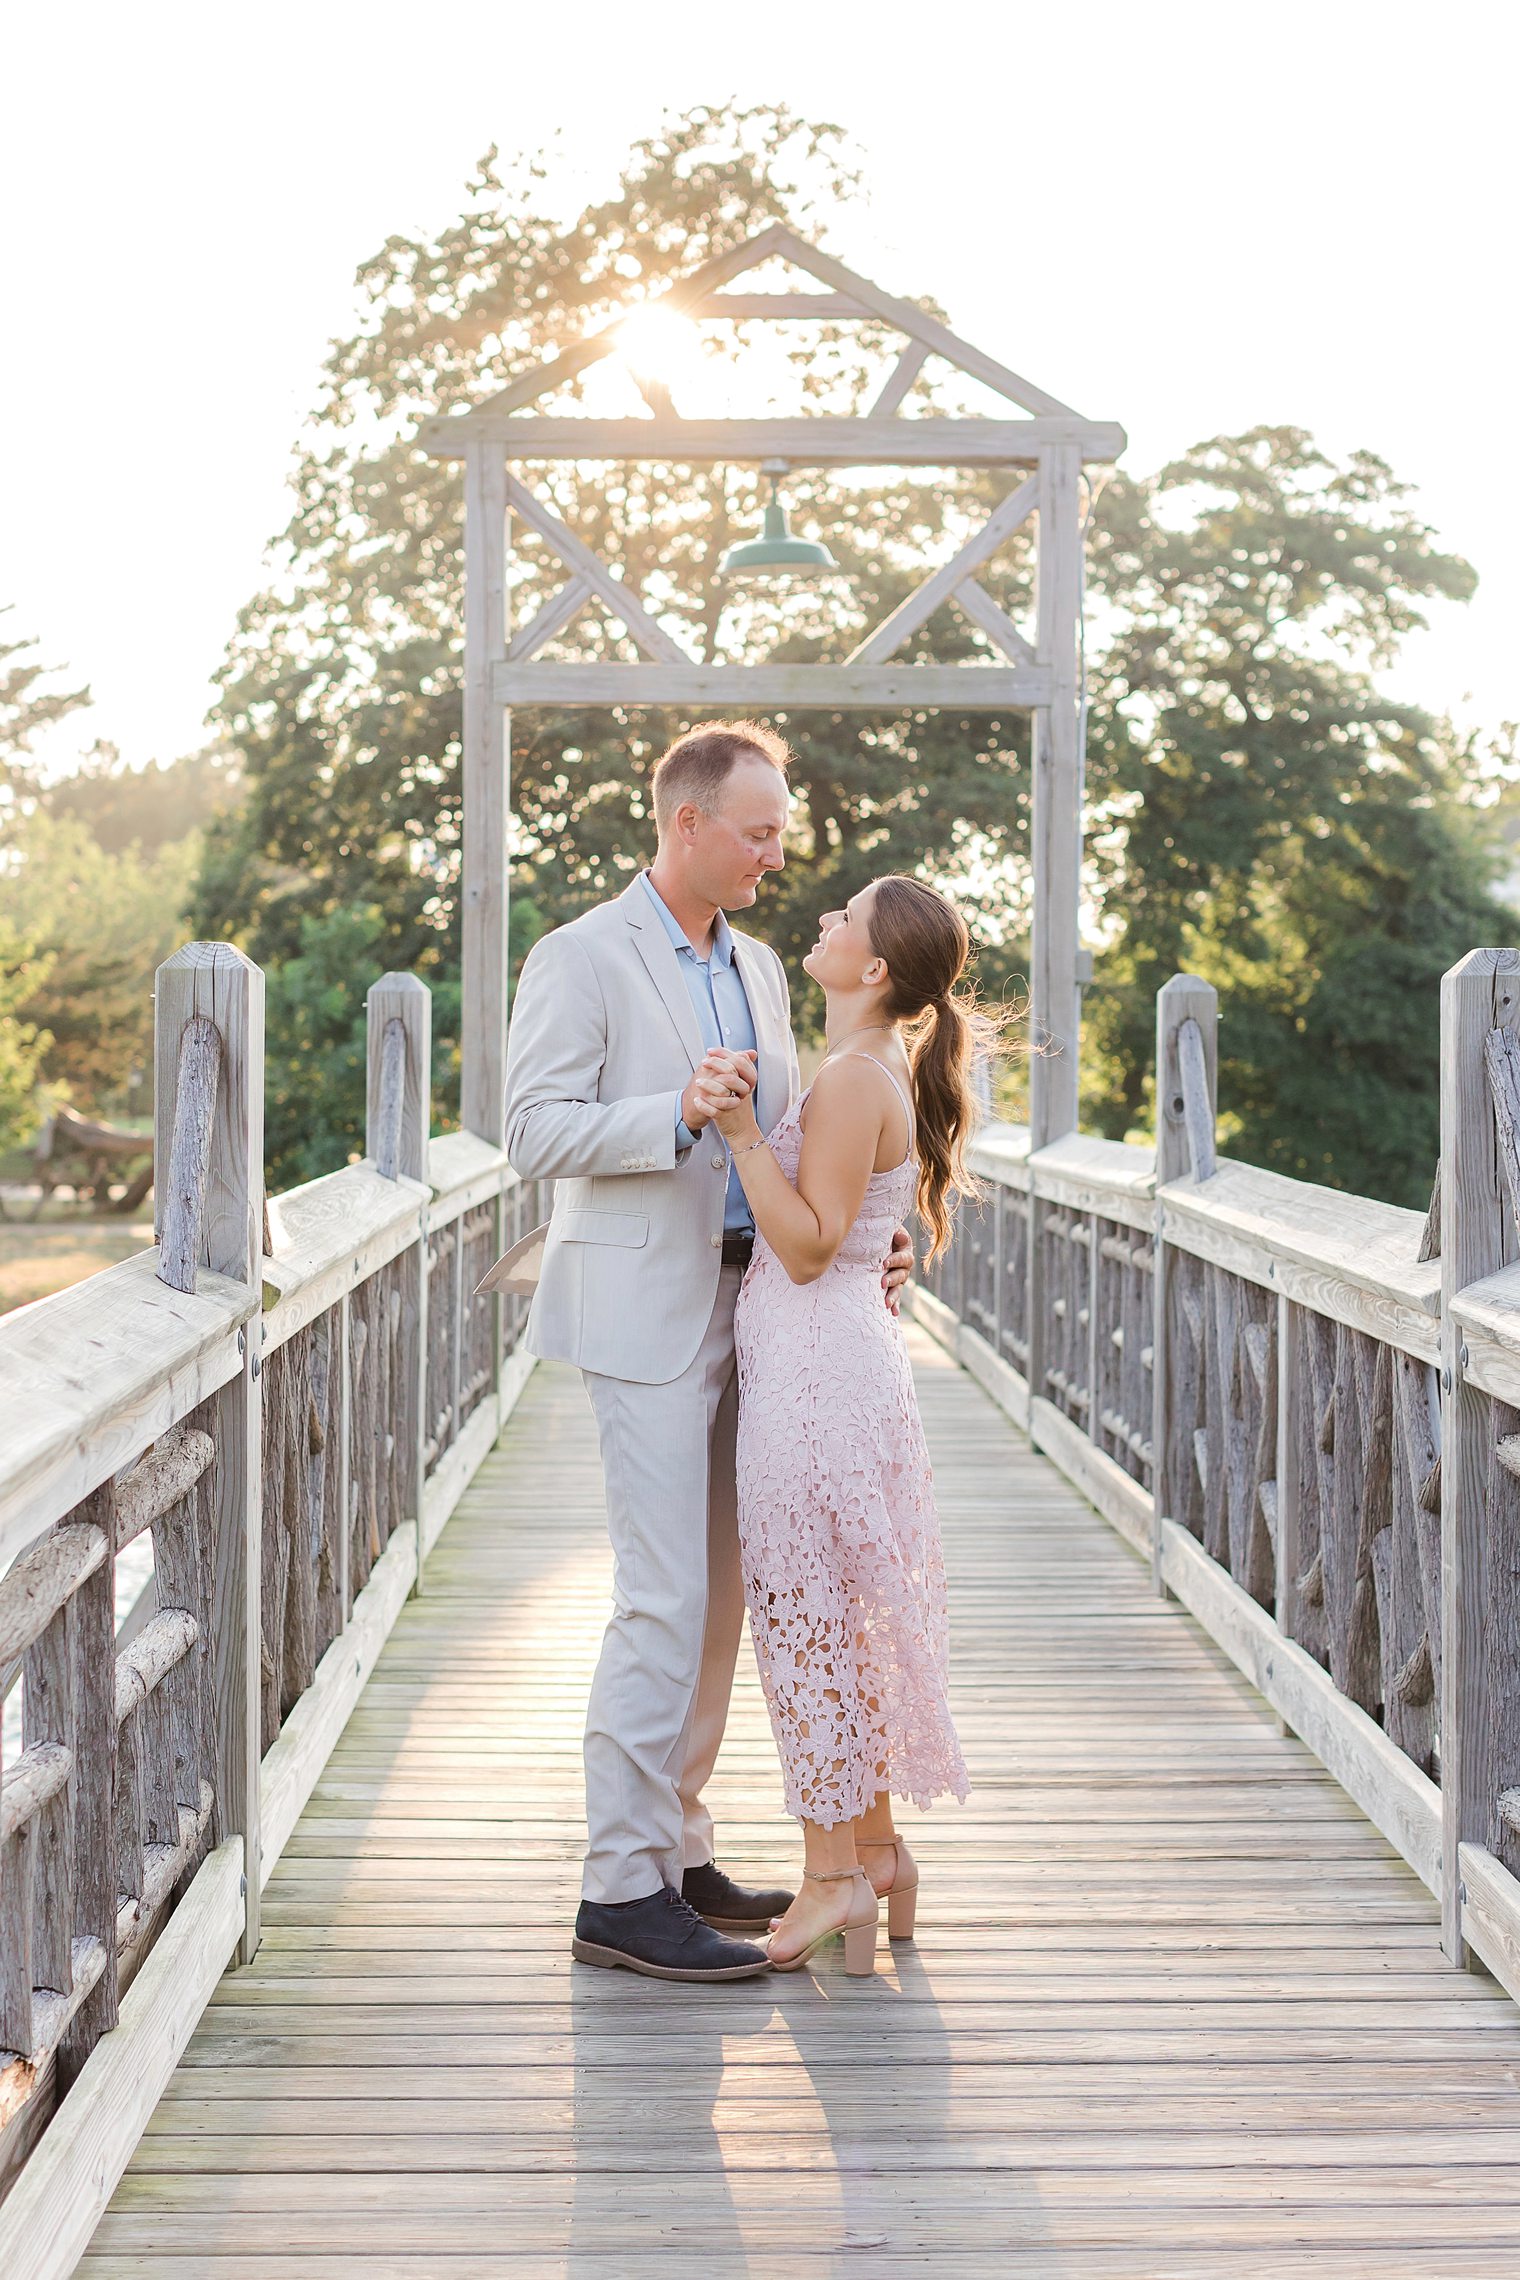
left=615, top=304, right=704, bottom=390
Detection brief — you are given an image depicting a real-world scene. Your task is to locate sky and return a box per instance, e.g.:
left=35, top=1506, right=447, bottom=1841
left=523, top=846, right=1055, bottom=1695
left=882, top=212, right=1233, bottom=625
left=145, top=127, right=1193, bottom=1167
left=2, top=0, right=1514, bottom=782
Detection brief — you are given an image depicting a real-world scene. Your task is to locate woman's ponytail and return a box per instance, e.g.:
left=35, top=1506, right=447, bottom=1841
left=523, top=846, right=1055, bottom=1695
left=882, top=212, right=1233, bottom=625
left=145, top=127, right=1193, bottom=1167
left=867, top=878, right=1004, bottom=1263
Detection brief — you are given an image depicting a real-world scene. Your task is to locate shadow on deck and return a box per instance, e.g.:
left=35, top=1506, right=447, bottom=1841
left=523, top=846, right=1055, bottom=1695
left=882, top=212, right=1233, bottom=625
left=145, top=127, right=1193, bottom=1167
left=78, top=1330, right=1520, bottom=2276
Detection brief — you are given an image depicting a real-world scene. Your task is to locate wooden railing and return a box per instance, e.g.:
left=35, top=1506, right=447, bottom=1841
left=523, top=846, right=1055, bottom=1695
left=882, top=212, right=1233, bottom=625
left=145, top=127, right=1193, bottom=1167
left=10, top=933, right=1520, bottom=2268
left=915, top=950, right=1520, bottom=2006
left=0, top=944, right=540, bottom=2273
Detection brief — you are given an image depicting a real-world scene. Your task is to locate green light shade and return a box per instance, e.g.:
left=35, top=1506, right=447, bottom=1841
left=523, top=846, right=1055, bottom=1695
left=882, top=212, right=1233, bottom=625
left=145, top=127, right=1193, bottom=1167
left=717, top=480, right=843, bottom=580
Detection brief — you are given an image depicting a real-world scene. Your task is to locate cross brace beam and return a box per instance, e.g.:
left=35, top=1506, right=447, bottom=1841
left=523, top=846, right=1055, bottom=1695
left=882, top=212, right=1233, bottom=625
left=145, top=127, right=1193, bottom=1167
left=492, top=662, right=1048, bottom=709
left=421, top=416, right=1126, bottom=466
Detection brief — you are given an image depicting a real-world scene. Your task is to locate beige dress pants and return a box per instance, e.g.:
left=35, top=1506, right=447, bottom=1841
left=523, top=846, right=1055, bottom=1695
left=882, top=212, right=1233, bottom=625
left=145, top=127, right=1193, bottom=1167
left=579, top=1264, right=745, bottom=1903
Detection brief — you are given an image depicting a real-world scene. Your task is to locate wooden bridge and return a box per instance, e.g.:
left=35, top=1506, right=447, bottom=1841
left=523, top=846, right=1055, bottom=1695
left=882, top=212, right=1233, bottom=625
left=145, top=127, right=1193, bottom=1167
left=7, top=942, right=1520, bottom=2274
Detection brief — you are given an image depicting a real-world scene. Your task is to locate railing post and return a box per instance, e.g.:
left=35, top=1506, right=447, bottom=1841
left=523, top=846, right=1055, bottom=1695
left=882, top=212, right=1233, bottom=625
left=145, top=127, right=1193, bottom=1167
left=1024, top=443, right=1084, bottom=1427
left=1028, top=439, right=1083, bottom=1153
left=461, top=441, right=510, bottom=1146
left=366, top=975, right=432, bottom=1593
left=1152, top=976, right=1218, bottom=1590
left=154, top=942, right=264, bottom=1961
left=1439, top=949, right=1520, bottom=1962
left=1274, top=1291, right=1302, bottom=1643
left=366, top=974, right=431, bottom=1185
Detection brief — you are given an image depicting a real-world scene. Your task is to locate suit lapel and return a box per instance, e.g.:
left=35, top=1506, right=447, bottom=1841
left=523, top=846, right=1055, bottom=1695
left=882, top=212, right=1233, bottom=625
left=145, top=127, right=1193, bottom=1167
left=623, top=881, right=705, bottom=1072
left=730, top=934, right=790, bottom=1136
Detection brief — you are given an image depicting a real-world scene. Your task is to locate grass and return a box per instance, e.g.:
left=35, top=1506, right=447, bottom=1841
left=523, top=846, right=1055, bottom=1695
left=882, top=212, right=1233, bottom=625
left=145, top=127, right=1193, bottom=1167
left=0, top=1197, right=155, bottom=1315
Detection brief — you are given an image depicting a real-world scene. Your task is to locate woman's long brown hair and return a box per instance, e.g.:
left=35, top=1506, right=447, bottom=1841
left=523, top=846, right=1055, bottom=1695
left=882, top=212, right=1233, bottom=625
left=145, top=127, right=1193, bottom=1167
left=865, top=876, right=995, bottom=1262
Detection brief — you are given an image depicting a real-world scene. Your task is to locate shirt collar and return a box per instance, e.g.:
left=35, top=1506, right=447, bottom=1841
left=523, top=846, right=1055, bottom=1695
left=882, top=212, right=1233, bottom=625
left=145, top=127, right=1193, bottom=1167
left=640, top=869, right=734, bottom=969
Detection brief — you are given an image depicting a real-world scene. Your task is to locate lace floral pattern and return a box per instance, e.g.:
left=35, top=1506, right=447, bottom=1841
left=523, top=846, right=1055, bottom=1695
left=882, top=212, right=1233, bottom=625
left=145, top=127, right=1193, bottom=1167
left=734, top=1091, right=969, bottom=1828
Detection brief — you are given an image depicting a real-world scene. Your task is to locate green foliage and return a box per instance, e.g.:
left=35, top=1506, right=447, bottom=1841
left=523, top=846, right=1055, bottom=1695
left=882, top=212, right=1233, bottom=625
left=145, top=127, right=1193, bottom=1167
left=1080, top=428, right=1504, bottom=1206
left=0, top=609, right=90, bottom=793
left=190, top=106, right=1039, bottom=1149
left=3, top=811, right=202, bottom=1114
left=1, top=619, right=234, bottom=1133
left=262, top=905, right=387, bottom=1188
left=189, top=120, right=1504, bottom=1206
left=0, top=919, right=54, bottom=1156
left=261, top=895, right=542, bottom=1192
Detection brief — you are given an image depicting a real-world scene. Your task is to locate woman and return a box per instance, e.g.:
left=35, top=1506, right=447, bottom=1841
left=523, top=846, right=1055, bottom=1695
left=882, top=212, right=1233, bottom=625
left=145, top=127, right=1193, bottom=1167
left=691, top=874, right=982, bottom=1977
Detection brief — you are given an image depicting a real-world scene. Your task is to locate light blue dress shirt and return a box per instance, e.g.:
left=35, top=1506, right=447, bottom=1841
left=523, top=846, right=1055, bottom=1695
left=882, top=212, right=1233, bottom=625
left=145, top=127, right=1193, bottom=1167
left=641, top=870, right=758, bottom=1234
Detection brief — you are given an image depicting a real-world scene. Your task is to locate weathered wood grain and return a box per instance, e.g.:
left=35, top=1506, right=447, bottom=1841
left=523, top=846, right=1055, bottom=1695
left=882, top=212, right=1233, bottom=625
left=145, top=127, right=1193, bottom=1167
left=260, top=1165, right=426, bottom=1354
left=1177, top=1015, right=1217, bottom=1181
left=113, top=1429, right=213, bottom=1549
left=153, top=945, right=263, bottom=1292
left=493, top=660, right=1049, bottom=708
left=0, top=1741, right=73, bottom=1845
left=460, top=441, right=510, bottom=1146
left=1026, top=1129, right=1155, bottom=1227
left=154, top=1016, right=221, bottom=1297
left=1459, top=1838, right=1520, bottom=2010
left=1160, top=1155, right=1438, bottom=1344
left=364, top=977, right=430, bottom=1187
left=0, top=1840, right=244, bottom=2280
left=0, top=1252, right=248, bottom=1572
left=75, top=1340, right=1520, bottom=2274
left=1440, top=948, right=1520, bottom=1957
left=0, top=1522, right=108, bottom=1668
left=58, top=1486, right=119, bottom=2088
left=1027, top=441, right=1082, bottom=1151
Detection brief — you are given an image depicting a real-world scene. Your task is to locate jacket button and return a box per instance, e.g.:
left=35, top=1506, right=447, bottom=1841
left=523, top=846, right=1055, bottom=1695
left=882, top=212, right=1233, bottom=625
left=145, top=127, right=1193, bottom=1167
left=710, top=1233, right=722, bottom=1248
left=711, top=1152, right=725, bottom=1170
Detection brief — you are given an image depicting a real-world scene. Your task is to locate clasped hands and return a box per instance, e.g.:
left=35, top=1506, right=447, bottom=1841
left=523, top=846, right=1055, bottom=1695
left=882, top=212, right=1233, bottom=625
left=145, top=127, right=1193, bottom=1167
left=686, top=1048, right=762, bottom=1146
left=682, top=1047, right=914, bottom=1314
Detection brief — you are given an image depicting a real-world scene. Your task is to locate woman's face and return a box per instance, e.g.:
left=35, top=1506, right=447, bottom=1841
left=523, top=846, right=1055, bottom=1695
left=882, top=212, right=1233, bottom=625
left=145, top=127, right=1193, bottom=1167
left=802, top=883, right=883, bottom=990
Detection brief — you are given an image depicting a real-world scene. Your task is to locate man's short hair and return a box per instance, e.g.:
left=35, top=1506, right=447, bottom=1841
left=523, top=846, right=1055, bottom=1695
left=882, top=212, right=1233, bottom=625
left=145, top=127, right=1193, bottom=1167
left=650, top=721, right=792, bottom=832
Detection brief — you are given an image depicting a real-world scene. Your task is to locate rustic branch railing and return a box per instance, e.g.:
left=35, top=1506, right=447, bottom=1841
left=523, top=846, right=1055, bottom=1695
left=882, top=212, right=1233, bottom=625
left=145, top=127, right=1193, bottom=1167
left=0, top=944, right=540, bottom=2273
left=10, top=934, right=1520, bottom=2270
left=914, top=951, right=1520, bottom=2011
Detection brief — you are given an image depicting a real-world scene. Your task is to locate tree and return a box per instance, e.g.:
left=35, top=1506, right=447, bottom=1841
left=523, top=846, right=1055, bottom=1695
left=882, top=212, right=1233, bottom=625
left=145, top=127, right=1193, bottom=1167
left=191, top=108, right=1039, bottom=1149
left=40, top=743, right=240, bottom=856
left=0, top=609, right=90, bottom=797
left=4, top=812, right=201, bottom=1115
left=0, top=920, right=53, bottom=1158
left=259, top=895, right=540, bottom=1192
left=0, top=631, right=241, bottom=1127
left=1080, top=429, right=1505, bottom=1205
left=0, top=612, right=89, bottom=1149
left=192, top=121, right=1504, bottom=1204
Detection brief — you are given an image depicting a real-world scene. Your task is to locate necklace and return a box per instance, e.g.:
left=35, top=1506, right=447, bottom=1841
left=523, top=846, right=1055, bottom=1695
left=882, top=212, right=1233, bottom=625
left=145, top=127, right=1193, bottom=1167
left=821, top=1021, right=896, bottom=1065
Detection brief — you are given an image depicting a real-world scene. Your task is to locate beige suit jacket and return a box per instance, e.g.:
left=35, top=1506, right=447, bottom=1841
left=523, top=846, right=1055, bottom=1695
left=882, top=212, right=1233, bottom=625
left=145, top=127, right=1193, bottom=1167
left=502, top=878, right=800, bottom=1383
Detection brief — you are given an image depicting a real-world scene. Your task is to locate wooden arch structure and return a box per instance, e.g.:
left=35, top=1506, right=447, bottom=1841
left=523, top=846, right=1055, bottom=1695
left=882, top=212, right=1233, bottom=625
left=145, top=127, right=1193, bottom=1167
left=418, top=223, right=1125, bottom=1149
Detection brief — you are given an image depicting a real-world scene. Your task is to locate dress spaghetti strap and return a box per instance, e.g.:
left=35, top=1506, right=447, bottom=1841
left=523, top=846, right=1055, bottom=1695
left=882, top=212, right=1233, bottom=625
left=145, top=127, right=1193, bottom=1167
left=857, top=1052, right=916, bottom=1161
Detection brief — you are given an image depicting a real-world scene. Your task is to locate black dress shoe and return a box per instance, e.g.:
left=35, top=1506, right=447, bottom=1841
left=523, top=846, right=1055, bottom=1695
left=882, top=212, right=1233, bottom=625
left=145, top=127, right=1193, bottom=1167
left=573, top=1886, right=771, bottom=1981
left=682, top=1858, right=797, bottom=1936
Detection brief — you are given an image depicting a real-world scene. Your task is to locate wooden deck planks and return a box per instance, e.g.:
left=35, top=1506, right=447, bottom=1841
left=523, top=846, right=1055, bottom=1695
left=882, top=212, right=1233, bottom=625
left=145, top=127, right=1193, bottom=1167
left=80, top=1329, right=1520, bottom=2270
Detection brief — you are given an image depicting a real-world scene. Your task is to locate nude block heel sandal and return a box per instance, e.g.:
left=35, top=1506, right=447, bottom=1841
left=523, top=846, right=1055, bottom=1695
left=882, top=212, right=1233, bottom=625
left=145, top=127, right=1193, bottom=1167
left=769, top=1866, right=880, bottom=1978
left=861, top=1836, right=920, bottom=1941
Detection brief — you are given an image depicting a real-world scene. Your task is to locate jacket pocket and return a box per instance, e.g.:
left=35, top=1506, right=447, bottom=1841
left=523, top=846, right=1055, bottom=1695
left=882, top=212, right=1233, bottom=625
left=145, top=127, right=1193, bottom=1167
left=559, top=1208, right=650, bottom=1249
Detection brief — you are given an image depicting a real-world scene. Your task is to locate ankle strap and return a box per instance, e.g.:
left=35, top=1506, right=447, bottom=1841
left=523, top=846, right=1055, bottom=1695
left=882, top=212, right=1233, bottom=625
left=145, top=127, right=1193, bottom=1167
left=803, top=1864, right=869, bottom=1884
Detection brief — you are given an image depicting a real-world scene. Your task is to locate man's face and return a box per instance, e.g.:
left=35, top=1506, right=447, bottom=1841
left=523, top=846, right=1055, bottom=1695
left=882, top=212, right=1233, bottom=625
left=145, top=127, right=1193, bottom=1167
left=689, top=755, right=789, bottom=909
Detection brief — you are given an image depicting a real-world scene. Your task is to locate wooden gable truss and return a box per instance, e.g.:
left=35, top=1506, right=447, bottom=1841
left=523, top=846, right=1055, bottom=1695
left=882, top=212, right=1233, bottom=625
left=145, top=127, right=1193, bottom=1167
left=421, top=225, right=1123, bottom=1158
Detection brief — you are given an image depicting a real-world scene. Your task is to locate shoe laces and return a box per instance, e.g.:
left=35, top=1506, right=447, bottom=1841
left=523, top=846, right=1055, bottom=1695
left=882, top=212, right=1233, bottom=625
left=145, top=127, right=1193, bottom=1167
left=660, top=1885, right=705, bottom=1932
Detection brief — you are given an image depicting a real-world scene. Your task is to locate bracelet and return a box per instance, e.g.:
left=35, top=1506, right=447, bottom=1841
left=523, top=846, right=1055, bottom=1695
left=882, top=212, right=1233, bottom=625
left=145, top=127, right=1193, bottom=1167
left=732, top=1133, right=767, bottom=1155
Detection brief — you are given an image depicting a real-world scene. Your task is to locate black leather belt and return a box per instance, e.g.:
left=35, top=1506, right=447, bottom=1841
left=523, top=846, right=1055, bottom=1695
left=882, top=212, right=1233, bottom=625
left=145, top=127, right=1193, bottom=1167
left=721, top=1231, right=755, bottom=1269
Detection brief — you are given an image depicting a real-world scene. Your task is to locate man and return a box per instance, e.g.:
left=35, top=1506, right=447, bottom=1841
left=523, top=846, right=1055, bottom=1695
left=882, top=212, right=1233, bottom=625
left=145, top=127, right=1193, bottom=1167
left=502, top=721, right=911, bottom=1981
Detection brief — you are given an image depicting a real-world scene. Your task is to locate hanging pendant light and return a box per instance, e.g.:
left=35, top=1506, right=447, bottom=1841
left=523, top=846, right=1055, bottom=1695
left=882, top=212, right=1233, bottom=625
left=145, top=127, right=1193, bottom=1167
left=716, top=459, right=844, bottom=580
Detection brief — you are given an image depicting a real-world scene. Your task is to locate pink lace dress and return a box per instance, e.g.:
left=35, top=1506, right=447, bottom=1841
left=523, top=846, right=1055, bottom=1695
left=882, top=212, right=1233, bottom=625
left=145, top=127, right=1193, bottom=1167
left=733, top=1061, right=969, bottom=1828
